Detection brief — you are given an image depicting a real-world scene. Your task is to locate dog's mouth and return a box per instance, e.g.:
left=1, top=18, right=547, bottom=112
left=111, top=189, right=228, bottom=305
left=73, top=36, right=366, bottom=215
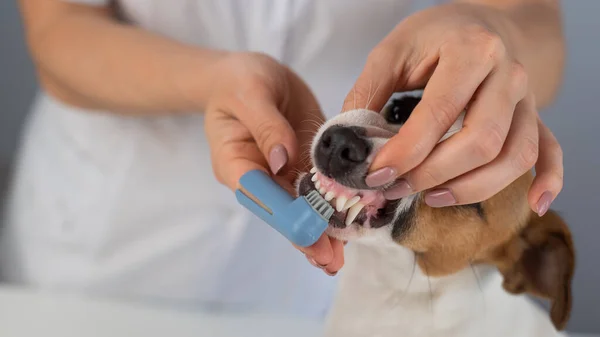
left=298, top=168, right=396, bottom=231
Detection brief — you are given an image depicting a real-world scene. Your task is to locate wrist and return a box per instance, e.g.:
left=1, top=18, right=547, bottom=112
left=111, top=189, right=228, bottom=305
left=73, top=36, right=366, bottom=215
left=175, top=48, right=233, bottom=112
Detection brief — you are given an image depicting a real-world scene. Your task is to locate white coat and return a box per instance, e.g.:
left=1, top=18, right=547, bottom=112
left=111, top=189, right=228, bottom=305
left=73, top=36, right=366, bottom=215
left=1, top=0, right=432, bottom=318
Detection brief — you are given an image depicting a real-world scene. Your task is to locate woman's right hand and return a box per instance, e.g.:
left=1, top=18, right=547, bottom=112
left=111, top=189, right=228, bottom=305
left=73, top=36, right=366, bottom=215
left=204, top=52, right=344, bottom=276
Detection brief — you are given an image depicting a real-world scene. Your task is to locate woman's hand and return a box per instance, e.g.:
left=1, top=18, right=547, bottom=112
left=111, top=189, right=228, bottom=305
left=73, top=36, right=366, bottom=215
left=343, top=2, right=564, bottom=216
left=204, top=52, right=344, bottom=275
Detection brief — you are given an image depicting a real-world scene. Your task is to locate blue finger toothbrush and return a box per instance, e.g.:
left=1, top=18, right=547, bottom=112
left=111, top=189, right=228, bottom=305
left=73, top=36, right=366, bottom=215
left=235, top=170, right=335, bottom=247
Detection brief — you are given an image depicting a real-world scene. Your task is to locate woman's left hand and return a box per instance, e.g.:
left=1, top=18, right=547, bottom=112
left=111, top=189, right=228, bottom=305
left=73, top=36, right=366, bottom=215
left=343, top=3, right=563, bottom=216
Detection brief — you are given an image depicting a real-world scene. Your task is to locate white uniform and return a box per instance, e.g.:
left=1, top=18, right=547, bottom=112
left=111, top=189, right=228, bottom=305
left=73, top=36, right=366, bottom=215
left=1, top=0, right=428, bottom=318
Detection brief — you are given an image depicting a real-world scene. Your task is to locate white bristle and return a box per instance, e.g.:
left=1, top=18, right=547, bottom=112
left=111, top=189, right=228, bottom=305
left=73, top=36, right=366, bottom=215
left=305, top=190, right=334, bottom=220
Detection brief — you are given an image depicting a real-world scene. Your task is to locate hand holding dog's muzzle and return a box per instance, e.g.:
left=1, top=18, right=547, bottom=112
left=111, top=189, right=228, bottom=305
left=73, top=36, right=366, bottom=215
left=342, top=3, right=564, bottom=216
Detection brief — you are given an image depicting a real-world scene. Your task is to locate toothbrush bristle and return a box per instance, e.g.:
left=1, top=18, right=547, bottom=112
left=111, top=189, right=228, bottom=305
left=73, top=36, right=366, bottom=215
left=305, top=190, right=335, bottom=220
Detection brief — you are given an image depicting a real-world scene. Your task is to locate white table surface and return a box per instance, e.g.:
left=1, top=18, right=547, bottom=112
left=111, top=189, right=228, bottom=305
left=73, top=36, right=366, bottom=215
left=0, top=286, right=595, bottom=337
left=0, top=286, right=323, bottom=337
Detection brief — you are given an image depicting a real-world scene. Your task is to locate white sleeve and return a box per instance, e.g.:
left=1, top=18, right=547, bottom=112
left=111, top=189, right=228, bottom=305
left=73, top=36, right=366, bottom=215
left=62, top=0, right=111, bottom=6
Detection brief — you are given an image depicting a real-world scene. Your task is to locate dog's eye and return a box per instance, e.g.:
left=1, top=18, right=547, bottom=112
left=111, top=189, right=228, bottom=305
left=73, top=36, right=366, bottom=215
left=383, top=96, right=420, bottom=125
left=384, top=105, right=410, bottom=125
left=384, top=104, right=412, bottom=124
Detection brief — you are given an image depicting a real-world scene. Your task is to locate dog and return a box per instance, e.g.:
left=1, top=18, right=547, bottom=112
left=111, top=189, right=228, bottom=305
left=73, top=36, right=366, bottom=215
left=295, top=93, right=575, bottom=337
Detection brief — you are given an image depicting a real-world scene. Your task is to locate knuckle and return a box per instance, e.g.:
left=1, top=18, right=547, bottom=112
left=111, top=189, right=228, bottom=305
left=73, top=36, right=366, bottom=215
left=507, top=61, right=529, bottom=97
left=473, top=122, right=506, bottom=163
left=547, top=141, right=564, bottom=163
left=454, top=187, right=490, bottom=205
left=254, top=120, right=280, bottom=151
left=424, top=96, right=461, bottom=129
left=243, top=72, right=273, bottom=93
left=407, top=140, right=429, bottom=166
left=550, top=170, right=565, bottom=193
left=513, top=137, right=539, bottom=172
left=367, top=45, right=394, bottom=65
left=470, top=27, right=506, bottom=62
left=210, top=158, right=227, bottom=186
left=418, top=167, right=445, bottom=188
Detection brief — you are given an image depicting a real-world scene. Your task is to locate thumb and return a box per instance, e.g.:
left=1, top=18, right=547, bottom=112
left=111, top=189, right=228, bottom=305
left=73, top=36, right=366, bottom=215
left=233, top=97, right=299, bottom=176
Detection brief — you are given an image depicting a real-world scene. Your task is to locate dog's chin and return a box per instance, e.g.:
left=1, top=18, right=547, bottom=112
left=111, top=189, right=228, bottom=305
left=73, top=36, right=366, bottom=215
left=296, top=170, right=397, bottom=241
left=324, top=225, right=371, bottom=241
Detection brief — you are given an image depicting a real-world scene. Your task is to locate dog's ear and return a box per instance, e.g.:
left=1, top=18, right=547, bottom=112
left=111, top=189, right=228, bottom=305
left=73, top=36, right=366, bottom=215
left=487, top=210, right=575, bottom=331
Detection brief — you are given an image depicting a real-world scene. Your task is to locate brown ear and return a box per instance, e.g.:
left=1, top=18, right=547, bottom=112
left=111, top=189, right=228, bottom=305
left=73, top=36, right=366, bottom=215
left=489, top=210, right=575, bottom=331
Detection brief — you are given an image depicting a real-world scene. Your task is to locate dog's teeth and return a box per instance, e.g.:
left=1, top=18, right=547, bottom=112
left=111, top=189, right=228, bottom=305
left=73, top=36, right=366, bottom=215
left=325, top=191, right=335, bottom=202
left=315, top=181, right=321, bottom=189
left=311, top=174, right=318, bottom=182
left=310, top=167, right=317, bottom=174
left=345, top=203, right=364, bottom=226
left=335, top=197, right=348, bottom=212
left=319, top=187, right=327, bottom=195
left=343, top=196, right=361, bottom=211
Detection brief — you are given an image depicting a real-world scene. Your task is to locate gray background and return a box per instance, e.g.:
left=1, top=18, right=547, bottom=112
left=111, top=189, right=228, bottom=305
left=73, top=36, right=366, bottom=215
left=1, top=0, right=598, bottom=334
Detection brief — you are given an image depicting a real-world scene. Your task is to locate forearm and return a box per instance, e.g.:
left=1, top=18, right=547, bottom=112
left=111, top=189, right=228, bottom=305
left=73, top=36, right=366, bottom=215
left=20, top=1, right=226, bottom=115
left=455, top=0, right=565, bottom=108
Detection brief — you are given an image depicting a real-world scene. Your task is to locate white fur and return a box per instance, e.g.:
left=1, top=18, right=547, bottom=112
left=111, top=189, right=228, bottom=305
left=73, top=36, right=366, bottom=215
left=324, top=241, right=567, bottom=337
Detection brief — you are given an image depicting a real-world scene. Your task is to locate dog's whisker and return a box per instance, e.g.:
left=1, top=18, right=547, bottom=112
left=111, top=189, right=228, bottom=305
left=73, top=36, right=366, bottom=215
left=365, top=80, right=382, bottom=111
left=470, top=262, right=487, bottom=336
left=470, top=262, right=486, bottom=314
left=364, top=80, right=373, bottom=110
left=418, top=254, right=435, bottom=330
left=299, top=119, right=322, bottom=128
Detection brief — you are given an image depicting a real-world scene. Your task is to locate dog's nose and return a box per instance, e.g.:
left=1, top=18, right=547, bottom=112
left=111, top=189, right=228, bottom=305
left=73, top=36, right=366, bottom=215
left=316, top=126, right=369, bottom=175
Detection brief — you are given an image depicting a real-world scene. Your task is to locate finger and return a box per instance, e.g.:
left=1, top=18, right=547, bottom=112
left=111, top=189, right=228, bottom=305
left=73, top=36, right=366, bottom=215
left=324, top=238, right=345, bottom=276
left=528, top=118, right=564, bottom=216
left=406, top=61, right=528, bottom=192
left=231, top=95, right=299, bottom=176
left=425, top=95, right=538, bottom=206
left=369, top=46, right=496, bottom=181
left=341, top=45, right=399, bottom=113
left=297, top=234, right=335, bottom=267
left=205, top=132, right=267, bottom=191
left=284, top=70, right=327, bottom=173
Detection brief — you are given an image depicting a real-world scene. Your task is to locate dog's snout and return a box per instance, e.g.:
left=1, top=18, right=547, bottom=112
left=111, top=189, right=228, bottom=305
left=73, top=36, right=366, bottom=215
left=316, top=126, right=369, bottom=176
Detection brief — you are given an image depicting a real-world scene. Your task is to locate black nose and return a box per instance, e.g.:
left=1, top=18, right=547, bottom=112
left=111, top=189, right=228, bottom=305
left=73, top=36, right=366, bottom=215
left=316, top=126, right=370, bottom=176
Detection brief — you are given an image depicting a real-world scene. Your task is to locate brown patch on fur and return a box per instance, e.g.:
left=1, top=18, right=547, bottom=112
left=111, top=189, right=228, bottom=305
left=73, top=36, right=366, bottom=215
left=395, top=170, right=575, bottom=330
left=397, top=172, right=533, bottom=276
left=483, top=210, right=575, bottom=330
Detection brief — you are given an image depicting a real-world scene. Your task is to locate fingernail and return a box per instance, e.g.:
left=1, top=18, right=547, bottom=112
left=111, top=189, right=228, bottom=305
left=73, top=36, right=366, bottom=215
left=536, top=191, right=553, bottom=217
left=269, top=144, right=288, bottom=175
left=365, top=167, right=397, bottom=187
left=306, top=255, right=327, bottom=269
left=383, top=179, right=413, bottom=200
left=325, top=270, right=338, bottom=277
left=425, top=188, right=457, bottom=208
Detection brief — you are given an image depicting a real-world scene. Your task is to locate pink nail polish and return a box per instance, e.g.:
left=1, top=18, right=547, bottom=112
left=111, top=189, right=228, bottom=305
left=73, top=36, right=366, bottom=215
left=425, top=188, right=457, bottom=208
left=383, top=179, right=413, bottom=200
left=365, top=167, right=397, bottom=187
left=536, top=191, right=553, bottom=217
left=269, top=144, right=288, bottom=175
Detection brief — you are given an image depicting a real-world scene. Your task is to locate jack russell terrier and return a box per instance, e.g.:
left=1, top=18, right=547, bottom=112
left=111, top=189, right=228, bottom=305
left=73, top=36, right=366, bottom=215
left=296, top=93, right=575, bottom=337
